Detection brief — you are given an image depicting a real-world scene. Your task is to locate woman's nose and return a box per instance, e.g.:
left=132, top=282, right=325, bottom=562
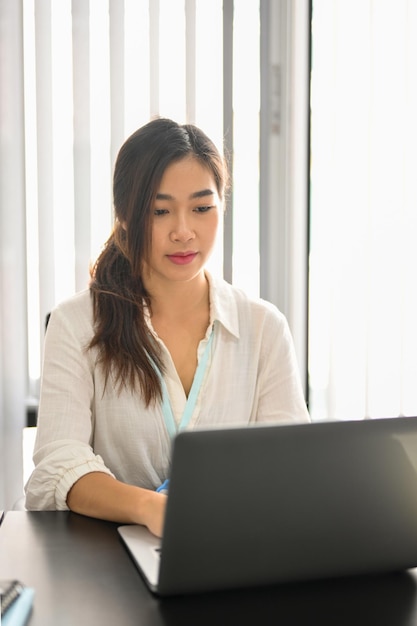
left=170, top=215, right=195, bottom=242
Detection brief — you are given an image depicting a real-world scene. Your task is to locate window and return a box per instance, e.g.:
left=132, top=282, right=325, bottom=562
left=309, top=0, right=417, bottom=420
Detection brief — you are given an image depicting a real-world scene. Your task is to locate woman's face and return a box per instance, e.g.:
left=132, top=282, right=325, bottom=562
left=142, top=156, right=221, bottom=288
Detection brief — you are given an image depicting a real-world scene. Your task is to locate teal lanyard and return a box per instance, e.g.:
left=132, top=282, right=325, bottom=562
left=157, top=327, right=214, bottom=438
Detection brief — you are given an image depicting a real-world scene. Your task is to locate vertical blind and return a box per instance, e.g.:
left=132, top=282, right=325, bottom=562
left=22, top=0, right=262, bottom=396
left=309, top=0, right=417, bottom=420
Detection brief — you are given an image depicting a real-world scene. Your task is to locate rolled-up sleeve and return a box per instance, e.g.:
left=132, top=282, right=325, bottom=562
left=25, top=293, right=114, bottom=510
left=26, top=441, right=115, bottom=510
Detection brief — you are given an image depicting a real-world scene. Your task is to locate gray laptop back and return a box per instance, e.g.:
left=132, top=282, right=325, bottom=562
left=152, top=417, right=417, bottom=595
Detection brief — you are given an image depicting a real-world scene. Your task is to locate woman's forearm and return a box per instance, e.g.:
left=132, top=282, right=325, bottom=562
left=66, top=472, right=166, bottom=537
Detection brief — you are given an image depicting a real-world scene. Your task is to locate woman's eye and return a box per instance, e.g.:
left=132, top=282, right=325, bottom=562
left=194, top=205, right=214, bottom=213
left=153, top=208, right=169, bottom=216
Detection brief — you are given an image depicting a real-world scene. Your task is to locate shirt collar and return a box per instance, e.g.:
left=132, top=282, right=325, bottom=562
left=206, top=271, right=240, bottom=339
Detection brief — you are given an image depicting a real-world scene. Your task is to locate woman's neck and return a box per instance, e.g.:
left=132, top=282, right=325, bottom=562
left=147, top=271, right=210, bottom=322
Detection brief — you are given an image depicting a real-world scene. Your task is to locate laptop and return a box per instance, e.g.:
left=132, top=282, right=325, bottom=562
left=118, top=416, right=417, bottom=596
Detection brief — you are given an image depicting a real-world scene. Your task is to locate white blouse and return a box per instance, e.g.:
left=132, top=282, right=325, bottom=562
left=25, top=272, right=310, bottom=510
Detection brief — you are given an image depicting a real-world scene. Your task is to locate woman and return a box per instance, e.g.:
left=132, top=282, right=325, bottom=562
left=25, top=118, right=310, bottom=536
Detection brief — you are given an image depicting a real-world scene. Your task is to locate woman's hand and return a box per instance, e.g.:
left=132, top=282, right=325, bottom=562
left=141, top=490, right=167, bottom=537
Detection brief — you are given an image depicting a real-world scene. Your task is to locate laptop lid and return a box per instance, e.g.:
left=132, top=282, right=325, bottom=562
left=119, top=416, right=417, bottom=596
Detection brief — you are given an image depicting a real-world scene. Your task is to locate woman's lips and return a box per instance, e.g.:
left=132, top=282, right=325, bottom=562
left=167, top=252, right=198, bottom=265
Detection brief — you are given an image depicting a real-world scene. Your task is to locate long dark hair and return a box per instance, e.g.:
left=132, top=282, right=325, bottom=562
left=89, top=118, right=229, bottom=405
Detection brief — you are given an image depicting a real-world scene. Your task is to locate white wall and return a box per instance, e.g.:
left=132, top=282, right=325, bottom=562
left=0, top=0, right=27, bottom=510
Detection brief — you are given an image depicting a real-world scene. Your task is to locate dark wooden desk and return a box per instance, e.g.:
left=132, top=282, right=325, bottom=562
left=1, top=511, right=417, bottom=626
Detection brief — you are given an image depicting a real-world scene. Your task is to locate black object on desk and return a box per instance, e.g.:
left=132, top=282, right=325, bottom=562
left=1, top=511, right=417, bottom=626
left=121, top=417, right=417, bottom=596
